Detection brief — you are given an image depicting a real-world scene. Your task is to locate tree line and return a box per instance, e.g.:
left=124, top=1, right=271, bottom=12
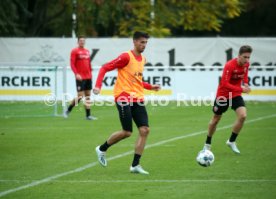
left=0, top=0, right=275, bottom=37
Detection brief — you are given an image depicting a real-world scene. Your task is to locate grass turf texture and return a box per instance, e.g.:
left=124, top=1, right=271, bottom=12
left=0, top=101, right=276, bottom=199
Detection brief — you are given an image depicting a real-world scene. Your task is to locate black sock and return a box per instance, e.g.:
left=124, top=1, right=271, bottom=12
left=229, top=132, right=238, bottom=142
left=99, top=141, right=111, bottom=152
left=132, top=154, right=141, bottom=167
left=68, top=98, right=81, bottom=112
left=67, top=104, right=74, bottom=112
left=206, top=136, right=212, bottom=144
left=85, top=108, right=91, bottom=117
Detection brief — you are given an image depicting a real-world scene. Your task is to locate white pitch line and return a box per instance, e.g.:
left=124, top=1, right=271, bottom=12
left=1, top=179, right=275, bottom=183
left=1, top=113, right=276, bottom=198
left=0, top=126, right=83, bottom=131
left=0, top=115, right=54, bottom=119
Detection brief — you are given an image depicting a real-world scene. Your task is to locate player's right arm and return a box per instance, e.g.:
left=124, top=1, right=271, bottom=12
left=70, top=49, right=82, bottom=80
left=93, top=53, right=130, bottom=95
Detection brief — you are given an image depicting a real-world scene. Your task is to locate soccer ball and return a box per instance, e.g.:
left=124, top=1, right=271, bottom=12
left=196, top=150, right=215, bottom=167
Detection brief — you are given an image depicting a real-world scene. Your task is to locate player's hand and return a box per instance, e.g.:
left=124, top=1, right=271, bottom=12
left=242, top=85, right=251, bottom=94
left=151, top=84, right=161, bottom=91
left=93, top=87, right=101, bottom=95
left=75, top=74, right=82, bottom=81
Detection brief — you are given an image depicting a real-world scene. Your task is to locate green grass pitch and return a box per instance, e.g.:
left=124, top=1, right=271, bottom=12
left=0, top=101, right=276, bottom=199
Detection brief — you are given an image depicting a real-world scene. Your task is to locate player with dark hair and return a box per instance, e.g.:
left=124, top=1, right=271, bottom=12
left=65, top=36, right=97, bottom=120
left=203, top=45, right=253, bottom=154
left=93, top=31, right=160, bottom=174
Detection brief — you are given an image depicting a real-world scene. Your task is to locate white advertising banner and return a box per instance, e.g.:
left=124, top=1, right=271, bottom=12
left=0, top=37, right=276, bottom=67
left=0, top=68, right=275, bottom=101
left=0, top=70, right=55, bottom=100
left=65, top=68, right=276, bottom=101
left=0, top=37, right=275, bottom=101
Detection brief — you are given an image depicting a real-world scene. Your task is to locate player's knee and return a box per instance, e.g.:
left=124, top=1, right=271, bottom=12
left=239, top=113, right=247, bottom=122
left=83, top=97, right=91, bottom=106
left=211, top=116, right=221, bottom=125
left=85, top=97, right=90, bottom=101
left=73, top=96, right=82, bottom=105
left=84, top=93, right=90, bottom=99
left=122, top=131, right=132, bottom=138
left=77, top=96, right=83, bottom=102
left=139, top=126, right=150, bottom=136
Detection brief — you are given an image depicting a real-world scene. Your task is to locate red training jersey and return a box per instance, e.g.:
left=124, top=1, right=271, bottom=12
left=70, top=47, right=92, bottom=80
left=216, top=58, right=249, bottom=99
left=95, top=50, right=153, bottom=102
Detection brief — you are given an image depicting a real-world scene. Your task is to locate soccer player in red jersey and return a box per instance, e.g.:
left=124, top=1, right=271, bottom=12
left=203, top=45, right=253, bottom=154
left=65, top=36, right=97, bottom=120
left=93, top=31, right=160, bottom=174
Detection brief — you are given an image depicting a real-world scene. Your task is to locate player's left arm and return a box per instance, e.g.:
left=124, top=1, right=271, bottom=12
left=243, top=65, right=249, bottom=86
left=142, top=57, right=161, bottom=91
left=88, top=49, right=92, bottom=72
left=142, top=82, right=161, bottom=91
left=243, top=65, right=251, bottom=93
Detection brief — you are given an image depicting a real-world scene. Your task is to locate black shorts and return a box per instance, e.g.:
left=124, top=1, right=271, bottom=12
left=116, top=102, right=149, bottom=132
left=212, top=96, right=245, bottom=115
left=76, top=79, right=92, bottom=92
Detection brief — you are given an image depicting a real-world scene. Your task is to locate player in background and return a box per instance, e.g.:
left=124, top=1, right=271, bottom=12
left=65, top=36, right=97, bottom=120
left=203, top=45, right=253, bottom=154
left=93, top=31, right=160, bottom=174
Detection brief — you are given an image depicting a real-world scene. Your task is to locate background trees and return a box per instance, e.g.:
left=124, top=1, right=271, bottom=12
left=0, top=0, right=71, bottom=36
left=0, top=0, right=275, bottom=37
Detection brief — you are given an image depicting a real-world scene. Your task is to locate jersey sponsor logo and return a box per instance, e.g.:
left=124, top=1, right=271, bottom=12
left=232, top=73, right=245, bottom=79
left=134, top=72, right=143, bottom=77
left=78, top=54, right=90, bottom=59
left=232, top=69, right=245, bottom=80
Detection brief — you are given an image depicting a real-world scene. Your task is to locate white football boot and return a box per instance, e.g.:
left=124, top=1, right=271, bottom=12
left=226, top=140, right=240, bottom=154
left=130, top=165, right=149, bottom=175
left=95, top=146, right=107, bottom=166
left=203, top=143, right=211, bottom=151
left=64, top=110, right=69, bottom=118
left=87, top=115, right=98, bottom=120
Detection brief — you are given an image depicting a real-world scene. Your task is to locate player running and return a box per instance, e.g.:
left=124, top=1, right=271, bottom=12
left=203, top=45, right=253, bottom=154
left=93, top=31, right=160, bottom=174
left=65, top=36, right=97, bottom=120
